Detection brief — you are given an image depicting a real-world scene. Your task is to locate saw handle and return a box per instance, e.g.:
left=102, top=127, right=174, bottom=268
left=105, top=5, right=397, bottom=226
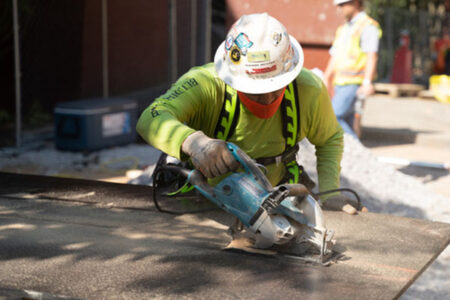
left=226, top=143, right=273, bottom=191
left=226, top=143, right=311, bottom=197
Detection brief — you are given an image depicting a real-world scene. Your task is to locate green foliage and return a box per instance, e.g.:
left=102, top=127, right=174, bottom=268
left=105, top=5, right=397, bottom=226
left=0, top=109, right=12, bottom=126
left=25, top=100, right=52, bottom=128
left=363, top=0, right=447, bottom=82
left=365, top=0, right=447, bottom=12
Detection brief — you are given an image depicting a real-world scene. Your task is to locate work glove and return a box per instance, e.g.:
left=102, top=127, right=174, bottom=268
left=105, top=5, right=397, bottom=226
left=322, top=194, right=367, bottom=215
left=181, top=131, right=240, bottom=178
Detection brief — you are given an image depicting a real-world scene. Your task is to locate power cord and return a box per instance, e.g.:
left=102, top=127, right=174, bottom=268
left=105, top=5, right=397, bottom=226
left=152, top=153, right=217, bottom=215
left=313, top=188, right=362, bottom=211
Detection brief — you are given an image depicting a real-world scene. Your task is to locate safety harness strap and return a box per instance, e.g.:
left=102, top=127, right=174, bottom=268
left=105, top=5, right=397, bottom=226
left=214, top=84, right=240, bottom=141
left=280, top=80, right=299, bottom=149
left=255, top=144, right=299, bottom=166
left=248, top=81, right=300, bottom=167
left=213, top=80, right=314, bottom=189
left=214, top=81, right=298, bottom=149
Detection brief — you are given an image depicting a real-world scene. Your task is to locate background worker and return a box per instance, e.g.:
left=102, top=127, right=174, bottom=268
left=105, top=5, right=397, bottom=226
left=137, top=13, right=358, bottom=214
left=324, top=0, right=382, bottom=139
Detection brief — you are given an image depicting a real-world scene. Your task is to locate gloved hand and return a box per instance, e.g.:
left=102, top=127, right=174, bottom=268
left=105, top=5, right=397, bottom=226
left=181, top=131, right=240, bottom=178
left=322, top=194, right=367, bottom=215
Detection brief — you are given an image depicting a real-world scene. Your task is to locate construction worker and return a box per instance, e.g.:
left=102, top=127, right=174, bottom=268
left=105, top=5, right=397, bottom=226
left=137, top=13, right=358, bottom=214
left=324, top=0, right=381, bottom=139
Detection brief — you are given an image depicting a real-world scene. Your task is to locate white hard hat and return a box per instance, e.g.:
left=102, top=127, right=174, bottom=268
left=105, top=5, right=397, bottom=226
left=214, top=13, right=303, bottom=94
left=333, top=0, right=353, bottom=5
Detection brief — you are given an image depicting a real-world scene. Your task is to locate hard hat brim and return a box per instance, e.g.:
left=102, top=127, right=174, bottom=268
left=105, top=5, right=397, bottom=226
left=214, top=35, right=304, bottom=94
left=333, top=0, right=353, bottom=5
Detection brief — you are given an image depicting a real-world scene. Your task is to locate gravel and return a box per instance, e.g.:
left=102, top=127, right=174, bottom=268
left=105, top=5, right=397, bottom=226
left=298, top=135, right=450, bottom=223
left=0, top=143, right=161, bottom=176
left=0, top=134, right=448, bottom=298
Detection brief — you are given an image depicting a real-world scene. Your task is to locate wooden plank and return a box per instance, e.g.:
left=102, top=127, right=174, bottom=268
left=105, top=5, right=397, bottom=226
left=418, top=89, right=437, bottom=101
left=374, top=83, right=425, bottom=97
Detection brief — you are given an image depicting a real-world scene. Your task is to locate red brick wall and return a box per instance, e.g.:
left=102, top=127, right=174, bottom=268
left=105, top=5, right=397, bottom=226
left=225, top=0, right=343, bottom=70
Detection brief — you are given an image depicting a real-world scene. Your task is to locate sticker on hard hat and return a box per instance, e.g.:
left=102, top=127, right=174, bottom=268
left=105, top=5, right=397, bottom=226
left=272, top=32, right=282, bottom=45
left=235, top=33, right=253, bottom=51
left=248, top=51, right=270, bottom=63
left=230, top=47, right=241, bottom=64
left=225, top=35, right=234, bottom=51
left=246, top=65, right=277, bottom=75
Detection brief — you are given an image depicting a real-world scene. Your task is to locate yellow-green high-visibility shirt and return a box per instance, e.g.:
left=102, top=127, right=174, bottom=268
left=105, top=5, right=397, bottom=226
left=137, top=63, right=344, bottom=194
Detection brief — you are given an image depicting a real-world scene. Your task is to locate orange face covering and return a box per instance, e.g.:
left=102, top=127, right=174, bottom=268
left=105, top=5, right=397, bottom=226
left=237, top=88, right=286, bottom=119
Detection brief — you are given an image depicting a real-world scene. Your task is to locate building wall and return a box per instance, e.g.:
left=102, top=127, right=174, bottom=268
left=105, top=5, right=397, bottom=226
left=225, top=0, right=343, bottom=70
left=81, top=0, right=170, bottom=98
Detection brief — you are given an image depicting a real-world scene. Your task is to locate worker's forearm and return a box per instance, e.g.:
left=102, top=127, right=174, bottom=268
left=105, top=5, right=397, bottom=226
left=136, top=104, right=196, bottom=160
left=363, top=52, right=378, bottom=83
left=323, top=56, right=336, bottom=81
left=315, top=129, right=343, bottom=196
left=323, top=56, right=336, bottom=95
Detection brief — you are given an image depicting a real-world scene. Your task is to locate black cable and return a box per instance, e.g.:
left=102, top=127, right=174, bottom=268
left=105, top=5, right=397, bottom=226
left=152, top=152, right=362, bottom=214
left=152, top=159, right=218, bottom=215
left=152, top=167, right=183, bottom=215
left=313, top=188, right=362, bottom=211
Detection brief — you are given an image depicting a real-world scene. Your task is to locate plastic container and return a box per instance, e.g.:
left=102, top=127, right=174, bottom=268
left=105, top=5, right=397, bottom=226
left=54, top=98, right=138, bottom=151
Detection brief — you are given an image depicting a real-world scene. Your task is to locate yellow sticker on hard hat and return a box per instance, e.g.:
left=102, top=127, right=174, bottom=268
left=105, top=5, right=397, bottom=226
left=247, top=51, right=270, bottom=63
left=230, top=46, right=241, bottom=64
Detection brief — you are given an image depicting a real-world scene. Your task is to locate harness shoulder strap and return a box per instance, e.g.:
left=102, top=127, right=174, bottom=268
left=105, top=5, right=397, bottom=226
left=212, top=80, right=313, bottom=188
left=214, top=84, right=240, bottom=140
left=280, top=79, right=300, bottom=149
left=279, top=80, right=303, bottom=185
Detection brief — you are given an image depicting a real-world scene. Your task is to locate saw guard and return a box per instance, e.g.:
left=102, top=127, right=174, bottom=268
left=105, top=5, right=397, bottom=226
left=281, top=195, right=327, bottom=230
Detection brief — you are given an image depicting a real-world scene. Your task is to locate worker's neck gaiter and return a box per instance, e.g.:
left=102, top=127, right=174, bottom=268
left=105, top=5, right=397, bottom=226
left=237, top=87, right=286, bottom=119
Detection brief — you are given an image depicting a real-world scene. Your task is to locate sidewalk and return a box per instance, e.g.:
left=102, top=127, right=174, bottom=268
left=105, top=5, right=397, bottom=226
left=360, top=95, right=450, bottom=198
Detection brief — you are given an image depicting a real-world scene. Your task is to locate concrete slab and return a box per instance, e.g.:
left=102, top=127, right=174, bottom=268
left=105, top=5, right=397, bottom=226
left=362, top=95, right=450, bottom=138
left=361, top=95, right=450, bottom=200
left=0, top=173, right=449, bottom=299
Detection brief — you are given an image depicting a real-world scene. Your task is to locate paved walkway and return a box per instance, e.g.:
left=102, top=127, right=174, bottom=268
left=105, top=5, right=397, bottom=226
left=361, top=95, right=450, bottom=198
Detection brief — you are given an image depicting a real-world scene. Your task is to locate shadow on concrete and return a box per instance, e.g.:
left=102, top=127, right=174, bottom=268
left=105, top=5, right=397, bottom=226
left=0, top=196, right=363, bottom=298
left=396, top=165, right=449, bottom=183
left=1, top=172, right=448, bottom=298
left=0, top=172, right=432, bottom=264
left=360, top=127, right=423, bottom=147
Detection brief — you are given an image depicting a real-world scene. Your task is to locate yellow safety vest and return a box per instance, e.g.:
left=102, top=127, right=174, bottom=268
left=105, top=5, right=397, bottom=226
left=332, top=14, right=382, bottom=85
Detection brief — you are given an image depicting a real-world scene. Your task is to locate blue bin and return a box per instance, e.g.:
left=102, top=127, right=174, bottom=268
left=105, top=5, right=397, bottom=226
left=54, top=98, right=137, bottom=151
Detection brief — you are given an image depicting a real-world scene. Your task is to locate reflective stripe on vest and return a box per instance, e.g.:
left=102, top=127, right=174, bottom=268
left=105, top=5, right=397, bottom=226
left=280, top=81, right=299, bottom=149
left=333, top=15, right=382, bottom=85
left=214, top=84, right=240, bottom=140
left=285, top=161, right=299, bottom=184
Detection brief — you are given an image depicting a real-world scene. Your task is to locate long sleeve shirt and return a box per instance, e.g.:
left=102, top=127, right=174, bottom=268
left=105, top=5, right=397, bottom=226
left=137, top=63, right=344, bottom=193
